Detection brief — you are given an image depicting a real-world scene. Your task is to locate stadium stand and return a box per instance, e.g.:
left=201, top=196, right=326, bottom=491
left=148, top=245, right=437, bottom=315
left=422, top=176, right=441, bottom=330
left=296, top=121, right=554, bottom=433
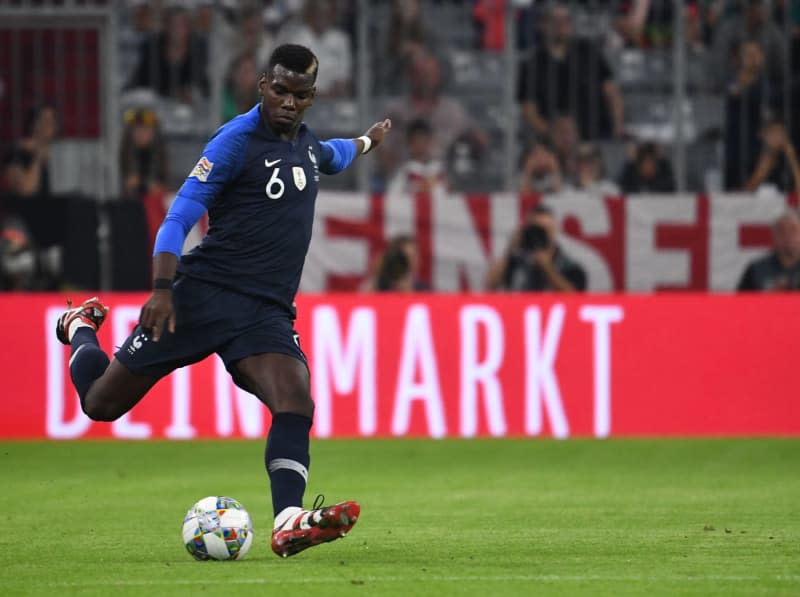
left=0, top=0, right=797, bottom=290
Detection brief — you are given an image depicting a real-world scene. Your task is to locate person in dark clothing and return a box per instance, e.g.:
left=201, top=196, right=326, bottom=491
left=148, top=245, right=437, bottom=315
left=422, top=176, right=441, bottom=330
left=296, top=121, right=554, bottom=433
left=743, top=118, right=800, bottom=193
left=723, top=40, right=780, bottom=190
left=3, top=105, right=57, bottom=198
left=738, top=210, right=800, bottom=291
left=517, top=3, right=624, bottom=140
left=486, top=204, right=587, bottom=292
left=127, top=6, right=209, bottom=102
left=617, top=142, right=676, bottom=193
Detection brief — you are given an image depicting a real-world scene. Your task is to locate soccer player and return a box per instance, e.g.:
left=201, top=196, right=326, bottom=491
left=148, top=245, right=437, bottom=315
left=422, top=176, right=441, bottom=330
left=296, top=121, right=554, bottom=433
left=55, top=44, right=391, bottom=558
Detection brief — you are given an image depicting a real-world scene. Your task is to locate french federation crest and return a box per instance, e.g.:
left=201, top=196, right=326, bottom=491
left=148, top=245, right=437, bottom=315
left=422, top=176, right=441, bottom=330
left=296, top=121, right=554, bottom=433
left=292, top=166, right=306, bottom=190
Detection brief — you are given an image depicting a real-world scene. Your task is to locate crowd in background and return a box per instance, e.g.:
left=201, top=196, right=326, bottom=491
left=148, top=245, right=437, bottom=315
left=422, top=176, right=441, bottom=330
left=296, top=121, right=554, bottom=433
left=2, top=0, right=800, bottom=292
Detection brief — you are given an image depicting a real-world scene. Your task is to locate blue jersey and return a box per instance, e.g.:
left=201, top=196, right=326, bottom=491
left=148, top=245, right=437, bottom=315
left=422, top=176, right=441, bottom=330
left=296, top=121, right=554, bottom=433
left=154, top=105, right=357, bottom=315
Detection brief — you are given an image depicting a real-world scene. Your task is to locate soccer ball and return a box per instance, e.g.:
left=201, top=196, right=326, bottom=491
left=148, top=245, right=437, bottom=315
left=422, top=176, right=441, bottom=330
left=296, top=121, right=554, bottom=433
left=182, top=496, right=254, bottom=561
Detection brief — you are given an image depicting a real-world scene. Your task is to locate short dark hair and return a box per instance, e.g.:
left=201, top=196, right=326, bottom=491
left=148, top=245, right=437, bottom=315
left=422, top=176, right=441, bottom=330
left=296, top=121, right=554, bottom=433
left=267, top=44, right=318, bottom=82
left=635, top=142, right=659, bottom=163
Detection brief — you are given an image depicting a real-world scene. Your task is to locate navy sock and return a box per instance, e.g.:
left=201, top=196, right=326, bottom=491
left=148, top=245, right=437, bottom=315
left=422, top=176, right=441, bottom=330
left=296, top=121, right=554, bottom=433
left=265, top=413, right=312, bottom=517
left=69, top=327, right=110, bottom=411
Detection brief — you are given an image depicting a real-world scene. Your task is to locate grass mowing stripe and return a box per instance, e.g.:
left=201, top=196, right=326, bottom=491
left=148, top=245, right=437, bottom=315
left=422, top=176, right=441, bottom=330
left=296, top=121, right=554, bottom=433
left=1, top=439, right=798, bottom=597
left=42, top=574, right=800, bottom=585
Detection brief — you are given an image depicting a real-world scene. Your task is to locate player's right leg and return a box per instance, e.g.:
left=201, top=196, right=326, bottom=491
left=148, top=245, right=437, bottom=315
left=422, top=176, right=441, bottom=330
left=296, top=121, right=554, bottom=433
left=56, top=297, right=159, bottom=421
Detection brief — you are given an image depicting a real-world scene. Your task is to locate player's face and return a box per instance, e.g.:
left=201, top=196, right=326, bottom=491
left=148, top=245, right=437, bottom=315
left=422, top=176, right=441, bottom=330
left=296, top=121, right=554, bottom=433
left=260, top=65, right=316, bottom=135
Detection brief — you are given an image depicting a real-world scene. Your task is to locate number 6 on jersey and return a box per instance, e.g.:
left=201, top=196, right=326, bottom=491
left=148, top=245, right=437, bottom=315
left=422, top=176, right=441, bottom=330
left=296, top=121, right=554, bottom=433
left=265, top=167, right=285, bottom=200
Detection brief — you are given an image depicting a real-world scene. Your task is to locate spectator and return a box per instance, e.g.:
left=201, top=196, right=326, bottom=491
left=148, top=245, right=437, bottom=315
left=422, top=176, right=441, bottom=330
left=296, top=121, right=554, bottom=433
left=119, top=108, right=170, bottom=248
left=120, top=108, right=169, bottom=200
left=127, top=5, right=210, bottom=103
left=738, top=209, right=800, bottom=291
left=549, top=114, right=580, bottom=184
left=610, top=0, right=656, bottom=48
left=617, top=142, right=676, bottom=193
left=227, top=6, right=274, bottom=76
left=222, top=52, right=260, bottom=122
left=486, top=204, right=587, bottom=292
left=724, top=40, right=770, bottom=190
left=0, top=202, right=36, bottom=290
left=685, top=2, right=712, bottom=54
left=381, top=0, right=434, bottom=93
left=385, top=119, right=447, bottom=197
left=572, top=143, right=620, bottom=195
left=517, top=3, right=624, bottom=140
left=712, top=0, right=786, bottom=90
left=473, top=0, right=506, bottom=51
left=365, top=235, right=428, bottom=292
left=519, top=141, right=563, bottom=194
left=120, top=0, right=158, bottom=80
left=193, top=0, right=216, bottom=36
left=276, top=0, right=352, bottom=97
left=380, top=50, right=487, bottom=186
left=743, top=118, right=800, bottom=193
left=3, top=105, right=58, bottom=198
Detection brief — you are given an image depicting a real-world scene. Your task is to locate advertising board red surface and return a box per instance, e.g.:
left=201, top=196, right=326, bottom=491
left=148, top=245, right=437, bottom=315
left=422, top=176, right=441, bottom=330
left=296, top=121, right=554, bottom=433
left=0, top=293, right=797, bottom=439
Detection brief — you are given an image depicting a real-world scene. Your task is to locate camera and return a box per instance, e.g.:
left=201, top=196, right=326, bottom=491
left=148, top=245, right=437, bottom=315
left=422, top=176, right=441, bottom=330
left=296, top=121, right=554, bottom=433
left=520, top=224, right=549, bottom=251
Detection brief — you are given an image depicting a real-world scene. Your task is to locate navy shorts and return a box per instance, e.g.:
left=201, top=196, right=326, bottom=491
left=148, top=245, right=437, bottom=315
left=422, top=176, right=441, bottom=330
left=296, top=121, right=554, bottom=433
left=115, top=276, right=306, bottom=380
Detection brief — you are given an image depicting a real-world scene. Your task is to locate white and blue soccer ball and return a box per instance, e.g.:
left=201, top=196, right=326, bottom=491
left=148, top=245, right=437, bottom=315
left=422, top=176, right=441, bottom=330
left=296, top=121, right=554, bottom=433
left=182, top=496, right=254, bottom=561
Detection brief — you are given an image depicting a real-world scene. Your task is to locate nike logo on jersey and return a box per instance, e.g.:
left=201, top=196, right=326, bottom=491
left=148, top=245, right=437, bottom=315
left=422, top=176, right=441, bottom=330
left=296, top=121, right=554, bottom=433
left=265, top=158, right=282, bottom=167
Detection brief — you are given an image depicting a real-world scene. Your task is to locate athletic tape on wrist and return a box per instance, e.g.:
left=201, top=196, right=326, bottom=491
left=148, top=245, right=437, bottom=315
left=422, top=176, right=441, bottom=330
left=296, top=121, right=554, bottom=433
left=358, top=135, right=372, bottom=154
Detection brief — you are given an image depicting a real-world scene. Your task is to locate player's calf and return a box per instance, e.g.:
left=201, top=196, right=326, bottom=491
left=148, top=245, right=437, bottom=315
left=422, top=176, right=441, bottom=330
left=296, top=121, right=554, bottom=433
left=55, top=297, right=111, bottom=416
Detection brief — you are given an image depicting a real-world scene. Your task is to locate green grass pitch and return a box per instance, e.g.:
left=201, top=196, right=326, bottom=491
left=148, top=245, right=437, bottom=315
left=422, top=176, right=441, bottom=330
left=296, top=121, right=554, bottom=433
left=1, top=439, right=798, bottom=596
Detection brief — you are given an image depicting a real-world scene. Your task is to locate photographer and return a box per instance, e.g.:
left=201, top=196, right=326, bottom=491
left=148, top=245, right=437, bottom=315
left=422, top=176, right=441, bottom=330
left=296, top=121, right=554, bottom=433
left=486, top=205, right=587, bottom=292
left=363, top=235, right=429, bottom=292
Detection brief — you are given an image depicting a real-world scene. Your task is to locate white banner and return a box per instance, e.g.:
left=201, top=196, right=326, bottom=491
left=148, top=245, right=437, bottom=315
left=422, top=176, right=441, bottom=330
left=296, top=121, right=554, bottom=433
left=302, top=192, right=791, bottom=292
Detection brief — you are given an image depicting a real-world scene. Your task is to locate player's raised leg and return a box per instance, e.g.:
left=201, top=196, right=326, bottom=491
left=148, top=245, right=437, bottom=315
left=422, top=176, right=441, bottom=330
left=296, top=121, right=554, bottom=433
left=233, top=353, right=359, bottom=558
left=56, top=297, right=159, bottom=421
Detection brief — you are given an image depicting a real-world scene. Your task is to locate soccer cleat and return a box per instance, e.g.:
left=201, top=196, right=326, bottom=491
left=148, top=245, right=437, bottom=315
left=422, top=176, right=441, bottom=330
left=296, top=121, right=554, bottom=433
left=55, top=297, right=109, bottom=345
left=271, top=495, right=360, bottom=558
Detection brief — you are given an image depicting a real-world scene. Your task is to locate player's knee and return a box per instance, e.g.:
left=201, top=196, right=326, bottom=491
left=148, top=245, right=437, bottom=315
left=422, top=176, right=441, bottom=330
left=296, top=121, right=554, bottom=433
left=271, top=389, right=314, bottom=418
left=81, top=394, right=120, bottom=422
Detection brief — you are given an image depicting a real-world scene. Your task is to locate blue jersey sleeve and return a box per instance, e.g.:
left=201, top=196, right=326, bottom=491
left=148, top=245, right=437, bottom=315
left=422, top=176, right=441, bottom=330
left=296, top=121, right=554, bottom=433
left=153, top=114, right=254, bottom=256
left=152, top=194, right=208, bottom=256
left=175, top=119, right=252, bottom=208
left=319, top=139, right=358, bottom=174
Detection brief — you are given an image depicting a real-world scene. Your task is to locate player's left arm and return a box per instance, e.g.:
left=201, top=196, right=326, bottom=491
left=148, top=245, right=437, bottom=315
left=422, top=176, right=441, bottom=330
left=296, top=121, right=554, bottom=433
left=319, top=119, right=392, bottom=174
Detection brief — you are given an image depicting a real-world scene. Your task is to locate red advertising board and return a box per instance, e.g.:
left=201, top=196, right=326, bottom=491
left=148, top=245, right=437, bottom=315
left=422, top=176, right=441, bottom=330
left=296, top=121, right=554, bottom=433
left=0, top=293, right=797, bottom=439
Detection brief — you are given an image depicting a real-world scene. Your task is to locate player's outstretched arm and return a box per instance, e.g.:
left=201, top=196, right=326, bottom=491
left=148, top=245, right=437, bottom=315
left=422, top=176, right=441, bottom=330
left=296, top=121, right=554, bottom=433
left=355, top=119, right=392, bottom=156
left=319, top=119, right=392, bottom=175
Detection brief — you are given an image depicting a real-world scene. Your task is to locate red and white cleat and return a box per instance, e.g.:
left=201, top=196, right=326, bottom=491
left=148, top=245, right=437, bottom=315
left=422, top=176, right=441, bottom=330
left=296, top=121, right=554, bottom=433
left=55, top=297, right=109, bottom=345
left=271, top=496, right=360, bottom=558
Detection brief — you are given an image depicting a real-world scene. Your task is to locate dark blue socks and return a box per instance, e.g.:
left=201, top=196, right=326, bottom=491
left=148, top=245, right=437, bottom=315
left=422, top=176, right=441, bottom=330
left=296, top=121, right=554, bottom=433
left=69, top=327, right=109, bottom=412
left=266, top=412, right=313, bottom=516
